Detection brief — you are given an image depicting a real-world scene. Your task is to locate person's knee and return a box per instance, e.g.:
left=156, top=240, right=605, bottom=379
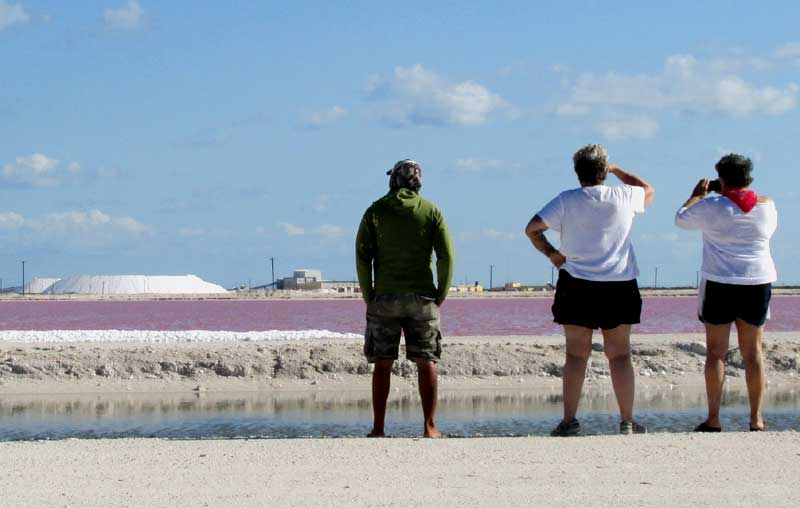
left=740, top=346, right=763, bottom=368
left=414, top=358, right=436, bottom=371
left=706, top=344, right=728, bottom=362
left=603, top=342, right=631, bottom=362
left=566, top=346, right=591, bottom=363
left=374, top=359, right=394, bottom=372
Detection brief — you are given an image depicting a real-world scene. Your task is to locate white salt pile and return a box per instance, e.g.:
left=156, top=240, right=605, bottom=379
left=33, top=275, right=228, bottom=295
left=0, top=329, right=362, bottom=343
left=22, top=277, right=61, bottom=294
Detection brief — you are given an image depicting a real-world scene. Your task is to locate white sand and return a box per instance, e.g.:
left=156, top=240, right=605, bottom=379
left=1, top=434, right=798, bottom=507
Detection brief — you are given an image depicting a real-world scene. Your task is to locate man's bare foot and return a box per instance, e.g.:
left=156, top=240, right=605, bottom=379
left=367, top=430, right=386, bottom=438
left=423, top=426, right=443, bottom=438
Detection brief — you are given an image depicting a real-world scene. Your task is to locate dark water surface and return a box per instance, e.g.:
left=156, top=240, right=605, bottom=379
left=1, top=387, right=798, bottom=441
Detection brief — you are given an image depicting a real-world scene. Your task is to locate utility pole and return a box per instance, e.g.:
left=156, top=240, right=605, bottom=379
left=654, top=266, right=659, bottom=289
left=270, top=257, right=275, bottom=289
left=696, top=271, right=700, bottom=289
left=21, top=260, right=26, bottom=295
left=489, top=264, right=495, bottom=292
left=550, top=266, right=555, bottom=287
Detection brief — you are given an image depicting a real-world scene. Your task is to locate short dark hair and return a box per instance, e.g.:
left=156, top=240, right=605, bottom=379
left=715, top=154, right=753, bottom=188
left=573, top=144, right=609, bottom=185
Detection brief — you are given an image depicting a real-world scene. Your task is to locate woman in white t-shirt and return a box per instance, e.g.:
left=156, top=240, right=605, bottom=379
left=675, top=154, right=777, bottom=432
left=525, top=144, right=655, bottom=436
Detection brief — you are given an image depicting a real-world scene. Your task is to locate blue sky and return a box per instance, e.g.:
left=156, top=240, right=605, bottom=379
left=1, top=1, right=799, bottom=288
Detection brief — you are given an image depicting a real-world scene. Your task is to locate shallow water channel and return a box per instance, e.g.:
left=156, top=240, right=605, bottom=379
left=1, top=387, right=799, bottom=441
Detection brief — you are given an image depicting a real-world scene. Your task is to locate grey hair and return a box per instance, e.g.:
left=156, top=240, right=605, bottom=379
left=572, top=144, right=609, bottom=185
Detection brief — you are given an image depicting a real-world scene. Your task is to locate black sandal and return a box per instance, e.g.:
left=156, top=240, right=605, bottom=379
left=693, top=421, right=722, bottom=433
left=749, top=422, right=767, bottom=432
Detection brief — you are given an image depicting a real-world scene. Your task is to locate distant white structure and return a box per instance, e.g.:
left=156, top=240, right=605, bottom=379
left=278, top=269, right=360, bottom=293
left=27, top=275, right=228, bottom=295
left=23, top=278, right=62, bottom=294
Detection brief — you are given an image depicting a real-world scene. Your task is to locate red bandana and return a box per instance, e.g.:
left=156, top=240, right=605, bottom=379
left=722, top=187, right=758, bottom=213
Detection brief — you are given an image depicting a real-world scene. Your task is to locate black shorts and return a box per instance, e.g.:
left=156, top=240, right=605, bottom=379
left=699, top=280, right=772, bottom=327
left=552, top=269, right=642, bottom=330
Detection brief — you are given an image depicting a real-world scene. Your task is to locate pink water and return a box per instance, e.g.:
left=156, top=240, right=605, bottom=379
left=1, top=297, right=798, bottom=335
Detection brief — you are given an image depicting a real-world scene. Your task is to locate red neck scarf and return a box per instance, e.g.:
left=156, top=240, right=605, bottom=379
left=722, top=187, right=758, bottom=213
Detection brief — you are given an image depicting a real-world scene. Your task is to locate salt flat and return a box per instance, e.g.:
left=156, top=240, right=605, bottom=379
left=1, top=433, right=798, bottom=508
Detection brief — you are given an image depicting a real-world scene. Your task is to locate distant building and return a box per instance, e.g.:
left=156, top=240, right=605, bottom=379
left=450, top=283, right=483, bottom=293
left=278, top=269, right=361, bottom=294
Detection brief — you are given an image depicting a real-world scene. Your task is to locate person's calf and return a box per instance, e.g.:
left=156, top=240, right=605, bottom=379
left=370, top=359, right=394, bottom=437
left=415, top=359, right=441, bottom=438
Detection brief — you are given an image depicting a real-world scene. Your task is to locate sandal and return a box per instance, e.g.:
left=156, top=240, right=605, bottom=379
left=749, top=422, right=767, bottom=432
left=693, top=420, right=722, bottom=433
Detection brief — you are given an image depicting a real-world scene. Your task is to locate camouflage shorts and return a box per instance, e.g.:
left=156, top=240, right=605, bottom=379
left=364, top=293, right=442, bottom=363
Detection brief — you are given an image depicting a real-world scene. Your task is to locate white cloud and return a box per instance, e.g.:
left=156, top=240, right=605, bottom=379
left=558, top=53, right=798, bottom=118
left=104, top=0, right=144, bottom=32
left=482, top=228, right=515, bottom=241
left=776, top=43, right=800, bottom=61
left=316, top=224, right=344, bottom=239
left=38, top=210, right=150, bottom=237
left=279, top=222, right=305, bottom=236
left=0, top=1, right=28, bottom=31
left=452, top=158, right=522, bottom=176
left=2, top=153, right=81, bottom=187
left=459, top=228, right=516, bottom=242
left=555, top=103, right=589, bottom=116
left=597, top=116, right=659, bottom=140
left=0, top=211, right=24, bottom=230
left=301, top=106, right=347, bottom=128
left=366, top=64, right=507, bottom=127
left=0, top=209, right=151, bottom=245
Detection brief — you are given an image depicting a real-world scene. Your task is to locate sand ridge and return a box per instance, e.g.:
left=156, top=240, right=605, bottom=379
left=1, top=333, right=799, bottom=394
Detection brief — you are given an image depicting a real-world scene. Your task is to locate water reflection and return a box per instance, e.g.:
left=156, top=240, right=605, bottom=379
left=0, top=387, right=798, bottom=440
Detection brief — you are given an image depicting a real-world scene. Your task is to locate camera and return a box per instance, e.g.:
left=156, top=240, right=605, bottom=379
left=708, top=179, right=722, bottom=193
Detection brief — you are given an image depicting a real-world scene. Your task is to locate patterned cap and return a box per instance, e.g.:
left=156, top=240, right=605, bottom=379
left=386, top=159, right=422, bottom=191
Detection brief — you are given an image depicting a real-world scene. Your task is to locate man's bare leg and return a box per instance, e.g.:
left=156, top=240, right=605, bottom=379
left=562, top=325, right=593, bottom=422
left=735, top=319, right=766, bottom=430
left=602, top=324, right=634, bottom=423
left=368, top=359, right=394, bottom=437
left=416, top=359, right=441, bottom=438
left=704, top=323, right=731, bottom=428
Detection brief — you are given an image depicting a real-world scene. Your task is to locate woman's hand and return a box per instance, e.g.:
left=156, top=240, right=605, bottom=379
left=691, top=178, right=710, bottom=198
left=549, top=251, right=566, bottom=269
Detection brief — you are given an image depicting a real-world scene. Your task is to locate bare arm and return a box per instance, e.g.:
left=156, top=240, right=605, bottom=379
left=524, top=215, right=566, bottom=268
left=609, top=165, right=655, bottom=208
left=681, top=179, right=710, bottom=209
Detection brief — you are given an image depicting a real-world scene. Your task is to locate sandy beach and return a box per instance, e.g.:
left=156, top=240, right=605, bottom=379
left=1, top=433, right=798, bottom=508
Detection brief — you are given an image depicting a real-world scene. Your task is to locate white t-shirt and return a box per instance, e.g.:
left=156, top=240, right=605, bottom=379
left=675, top=195, right=777, bottom=285
left=536, top=185, right=646, bottom=281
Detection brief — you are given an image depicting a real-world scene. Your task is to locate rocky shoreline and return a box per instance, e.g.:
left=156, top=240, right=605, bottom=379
left=1, top=333, right=798, bottom=394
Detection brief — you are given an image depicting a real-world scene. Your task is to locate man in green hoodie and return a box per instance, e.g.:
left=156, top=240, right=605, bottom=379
left=356, top=159, right=454, bottom=438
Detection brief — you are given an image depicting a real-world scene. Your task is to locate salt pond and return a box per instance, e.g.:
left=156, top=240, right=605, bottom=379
left=1, top=387, right=798, bottom=441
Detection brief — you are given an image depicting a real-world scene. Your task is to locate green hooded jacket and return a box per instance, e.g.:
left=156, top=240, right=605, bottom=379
left=355, top=189, right=454, bottom=303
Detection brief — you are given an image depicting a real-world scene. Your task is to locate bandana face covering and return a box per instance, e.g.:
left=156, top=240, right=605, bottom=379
left=722, top=187, right=758, bottom=213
